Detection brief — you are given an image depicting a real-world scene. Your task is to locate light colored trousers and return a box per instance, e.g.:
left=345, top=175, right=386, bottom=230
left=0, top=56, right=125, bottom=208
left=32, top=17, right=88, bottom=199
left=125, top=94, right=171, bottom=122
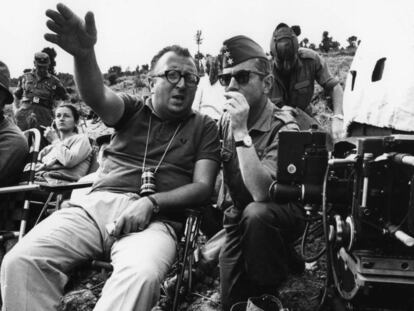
left=1, top=192, right=177, bottom=311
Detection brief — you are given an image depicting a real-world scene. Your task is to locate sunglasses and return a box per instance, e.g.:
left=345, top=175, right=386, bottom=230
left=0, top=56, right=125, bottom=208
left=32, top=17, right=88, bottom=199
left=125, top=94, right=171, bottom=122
left=152, top=70, right=200, bottom=88
left=218, top=70, right=266, bottom=87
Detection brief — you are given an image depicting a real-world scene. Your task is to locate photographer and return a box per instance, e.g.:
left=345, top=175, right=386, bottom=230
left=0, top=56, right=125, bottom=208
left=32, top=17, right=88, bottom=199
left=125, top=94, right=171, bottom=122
left=217, top=35, right=305, bottom=310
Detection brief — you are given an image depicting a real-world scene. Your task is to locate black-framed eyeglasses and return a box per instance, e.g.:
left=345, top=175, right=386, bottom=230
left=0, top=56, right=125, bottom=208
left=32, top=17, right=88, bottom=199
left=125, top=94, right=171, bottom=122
left=152, top=70, right=200, bottom=88
left=218, top=70, right=266, bottom=87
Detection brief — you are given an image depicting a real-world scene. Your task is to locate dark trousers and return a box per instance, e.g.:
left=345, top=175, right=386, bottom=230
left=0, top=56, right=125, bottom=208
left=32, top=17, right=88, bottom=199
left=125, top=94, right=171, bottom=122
left=219, top=201, right=305, bottom=311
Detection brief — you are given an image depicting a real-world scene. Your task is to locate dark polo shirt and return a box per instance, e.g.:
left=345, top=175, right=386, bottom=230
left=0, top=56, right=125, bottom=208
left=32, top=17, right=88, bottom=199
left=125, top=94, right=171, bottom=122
left=218, top=99, right=299, bottom=210
left=92, top=94, right=220, bottom=195
left=270, top=48, right=339, bottom=111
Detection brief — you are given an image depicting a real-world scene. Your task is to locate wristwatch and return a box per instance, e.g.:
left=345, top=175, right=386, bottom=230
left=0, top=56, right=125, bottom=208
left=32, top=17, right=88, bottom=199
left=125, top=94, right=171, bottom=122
left=147, top=195, right=160, bottom=214
left=235, top=135, right=253, bottom=148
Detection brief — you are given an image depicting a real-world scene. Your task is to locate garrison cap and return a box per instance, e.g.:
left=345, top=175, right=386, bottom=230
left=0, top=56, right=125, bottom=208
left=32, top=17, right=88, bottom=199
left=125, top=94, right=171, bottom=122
left=221, top=35, right=267, bottom=69
left=0, top=61, right=14, bottom=105
left=34, top=52, right=50, bottom=66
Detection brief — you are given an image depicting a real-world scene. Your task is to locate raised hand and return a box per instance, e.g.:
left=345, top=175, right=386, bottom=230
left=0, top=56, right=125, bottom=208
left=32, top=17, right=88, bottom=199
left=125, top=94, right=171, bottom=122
left=224, top=91, right=250, bottom=140
left=44, top=3, right=97, bottom=58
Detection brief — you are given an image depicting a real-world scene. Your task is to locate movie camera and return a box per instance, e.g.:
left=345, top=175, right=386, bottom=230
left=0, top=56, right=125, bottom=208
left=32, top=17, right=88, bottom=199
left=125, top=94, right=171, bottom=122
left=270, top=130, right=414, bottom=310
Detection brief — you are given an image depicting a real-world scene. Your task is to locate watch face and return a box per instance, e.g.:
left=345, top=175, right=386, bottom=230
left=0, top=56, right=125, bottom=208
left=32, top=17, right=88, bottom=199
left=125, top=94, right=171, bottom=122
left=243, top=135, right=253, bottom=147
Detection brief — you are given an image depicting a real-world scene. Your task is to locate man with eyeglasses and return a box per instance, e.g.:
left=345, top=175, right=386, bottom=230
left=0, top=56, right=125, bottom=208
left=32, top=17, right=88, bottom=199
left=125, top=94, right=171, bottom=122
left=270, top=23, right=344, bottom=142
left=1, top=4, right=220, bottom=311
left=216, top=35, right=305, bottom=310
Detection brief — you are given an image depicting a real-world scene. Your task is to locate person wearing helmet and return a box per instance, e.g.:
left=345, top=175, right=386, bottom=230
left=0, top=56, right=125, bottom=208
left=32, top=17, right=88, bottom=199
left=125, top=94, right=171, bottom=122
left=269, top=23, right=344, bottom=141
left=14, top=51, right=68, bottom=131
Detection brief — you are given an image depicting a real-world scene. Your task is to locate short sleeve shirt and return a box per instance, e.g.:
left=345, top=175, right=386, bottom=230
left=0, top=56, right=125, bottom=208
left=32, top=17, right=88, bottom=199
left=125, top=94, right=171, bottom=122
left=92, top=94, right=220, bottom=194
left=14, top=71, right=68, bottom=108
left=270, top=48, right=339, bottom=110
left=219, top=99, right=299, bottom=209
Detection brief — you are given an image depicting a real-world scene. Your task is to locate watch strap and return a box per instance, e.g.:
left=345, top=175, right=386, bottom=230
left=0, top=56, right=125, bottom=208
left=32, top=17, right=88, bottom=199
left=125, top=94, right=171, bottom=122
left=147, top=195, right=160, bottom=214
left=235, top=140, right=245, bottom=147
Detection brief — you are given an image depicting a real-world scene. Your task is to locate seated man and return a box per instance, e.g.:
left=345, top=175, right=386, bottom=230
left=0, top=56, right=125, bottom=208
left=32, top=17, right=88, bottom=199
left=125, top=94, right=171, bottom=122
left=216, top=35, right=305, bottom=310
left=0, top=61, right=29, bottom=229
left=1, top=4, right=220, bottom=311
left=0, top=61, right=29, bottom=187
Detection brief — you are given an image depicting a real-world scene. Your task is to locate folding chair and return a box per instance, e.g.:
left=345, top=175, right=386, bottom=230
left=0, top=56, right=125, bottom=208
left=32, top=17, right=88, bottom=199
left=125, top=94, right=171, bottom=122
left=0, top=128, right=42, bottom=242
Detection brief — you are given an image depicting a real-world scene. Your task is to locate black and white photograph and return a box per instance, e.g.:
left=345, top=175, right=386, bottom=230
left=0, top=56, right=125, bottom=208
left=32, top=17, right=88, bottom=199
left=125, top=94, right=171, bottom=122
left=1, top=0, right=414, bottom=310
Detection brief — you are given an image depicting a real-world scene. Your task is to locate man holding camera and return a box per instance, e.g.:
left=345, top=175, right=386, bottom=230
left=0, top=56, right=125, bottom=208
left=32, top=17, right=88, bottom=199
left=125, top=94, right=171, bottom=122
left=1, top=4, right=220, bottom=311
left=14, top=51, right=68, bottom=131
left=217, top=35, right=305, bottom=310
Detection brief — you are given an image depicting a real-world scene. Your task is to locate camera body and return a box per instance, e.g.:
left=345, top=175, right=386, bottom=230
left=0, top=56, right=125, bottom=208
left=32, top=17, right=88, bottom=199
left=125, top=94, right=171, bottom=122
left=270, top=131, right=414, bottom=308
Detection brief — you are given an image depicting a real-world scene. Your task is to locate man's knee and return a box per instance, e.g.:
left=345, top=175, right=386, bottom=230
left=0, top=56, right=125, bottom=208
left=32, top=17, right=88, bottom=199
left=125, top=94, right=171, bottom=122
left=1, top=244, right=33, bottom=277
left=115, top=263, right=161, bottom=287
left=241, top=202, right=275, bottom=228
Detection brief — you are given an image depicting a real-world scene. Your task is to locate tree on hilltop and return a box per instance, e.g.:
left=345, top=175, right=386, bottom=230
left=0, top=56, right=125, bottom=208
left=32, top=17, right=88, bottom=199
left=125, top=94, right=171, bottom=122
left=194, top=30, right=203, bottom=73
left=108, top=66, right=122, bottom=76
left=319, top=31, right=340, bottom=52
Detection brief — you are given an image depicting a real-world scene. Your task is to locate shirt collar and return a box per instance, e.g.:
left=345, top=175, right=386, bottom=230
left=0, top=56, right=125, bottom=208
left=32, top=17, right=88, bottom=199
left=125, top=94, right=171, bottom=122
left=249, top=99, right=275, bottom=133
left=144, top=97, right=195, bottom=120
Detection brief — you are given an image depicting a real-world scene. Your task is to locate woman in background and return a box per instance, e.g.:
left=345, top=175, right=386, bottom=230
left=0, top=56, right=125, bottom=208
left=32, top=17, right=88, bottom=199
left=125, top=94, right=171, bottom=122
left=35, top=104, right=92, bottom=182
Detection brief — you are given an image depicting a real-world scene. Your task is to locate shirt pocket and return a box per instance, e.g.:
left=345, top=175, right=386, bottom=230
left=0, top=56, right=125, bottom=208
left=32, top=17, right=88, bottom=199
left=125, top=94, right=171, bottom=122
left=294, top=80, right=311, bottom=94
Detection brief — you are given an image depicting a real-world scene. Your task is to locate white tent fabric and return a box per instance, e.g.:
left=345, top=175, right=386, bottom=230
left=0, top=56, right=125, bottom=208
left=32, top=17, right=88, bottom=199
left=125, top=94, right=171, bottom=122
left=343, top=2, right=414, bottom=132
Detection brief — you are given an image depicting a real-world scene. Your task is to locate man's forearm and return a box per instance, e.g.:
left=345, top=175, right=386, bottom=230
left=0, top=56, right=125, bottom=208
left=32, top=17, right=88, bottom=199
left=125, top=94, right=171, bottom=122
left=151, top=182, right=214, bottom=212
left=236, top=146, right=273, bottom=201
left=74, top=50, right=124, bottom=125
left=74, top=50, right=105, bottom=111
left=331, top=84, right=344, bottom=115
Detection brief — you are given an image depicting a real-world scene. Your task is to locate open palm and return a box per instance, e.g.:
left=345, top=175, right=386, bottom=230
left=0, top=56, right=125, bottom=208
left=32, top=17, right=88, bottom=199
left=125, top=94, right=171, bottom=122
left=44, top=3, right=97, bottom=57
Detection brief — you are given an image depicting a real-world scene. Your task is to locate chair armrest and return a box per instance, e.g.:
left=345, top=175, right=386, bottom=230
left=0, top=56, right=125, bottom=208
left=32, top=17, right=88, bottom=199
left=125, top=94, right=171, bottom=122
left=37, top=180, right=93, bottom=192
left=0, top=184, right=40, bottom=195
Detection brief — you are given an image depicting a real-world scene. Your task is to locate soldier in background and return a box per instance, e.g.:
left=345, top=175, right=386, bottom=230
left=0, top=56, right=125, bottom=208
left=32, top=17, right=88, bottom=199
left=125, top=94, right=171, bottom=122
left=269, top=23, right=344, bottom=141
left=14, top=52, right=68, bottom=131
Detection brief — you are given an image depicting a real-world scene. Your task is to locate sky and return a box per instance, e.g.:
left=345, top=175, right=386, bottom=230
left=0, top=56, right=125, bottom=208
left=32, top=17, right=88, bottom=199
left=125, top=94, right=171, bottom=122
left=2, top=0, right=413, bottom=78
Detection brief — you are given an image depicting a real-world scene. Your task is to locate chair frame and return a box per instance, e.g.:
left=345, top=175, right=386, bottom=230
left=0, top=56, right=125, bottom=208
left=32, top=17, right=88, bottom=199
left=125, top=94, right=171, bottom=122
left=0, top=128, right=42, bottom=241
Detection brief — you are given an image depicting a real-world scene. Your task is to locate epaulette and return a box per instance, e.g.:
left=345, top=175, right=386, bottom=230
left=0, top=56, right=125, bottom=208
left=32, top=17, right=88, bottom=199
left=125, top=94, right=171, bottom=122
left=298, top=48, right=320, bottom=61
left=273, top=105, right=298, bottom=125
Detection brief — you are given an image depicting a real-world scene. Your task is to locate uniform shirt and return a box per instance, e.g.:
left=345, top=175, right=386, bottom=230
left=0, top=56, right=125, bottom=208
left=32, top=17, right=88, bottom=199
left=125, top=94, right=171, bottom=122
left=14, top=70, right=68, bottom=108
left=219, top=99, right=299, bottom=210
left=270, top=48, right=339, bottom=110
left=92, top=94, right=221, bottom=195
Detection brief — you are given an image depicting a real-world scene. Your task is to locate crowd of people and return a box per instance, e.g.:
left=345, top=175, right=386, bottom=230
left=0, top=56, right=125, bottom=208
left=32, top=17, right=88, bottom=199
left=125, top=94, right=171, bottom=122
left=0, top=2, right=412, bottom=311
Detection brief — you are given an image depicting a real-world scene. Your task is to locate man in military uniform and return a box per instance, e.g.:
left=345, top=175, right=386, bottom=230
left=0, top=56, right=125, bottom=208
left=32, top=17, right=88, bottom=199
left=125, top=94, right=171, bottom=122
left=270, top=23, right=344, bottom=141
left=216, top=35, right=305, bottom=310
left=14, top=52, right=68, bottom=131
